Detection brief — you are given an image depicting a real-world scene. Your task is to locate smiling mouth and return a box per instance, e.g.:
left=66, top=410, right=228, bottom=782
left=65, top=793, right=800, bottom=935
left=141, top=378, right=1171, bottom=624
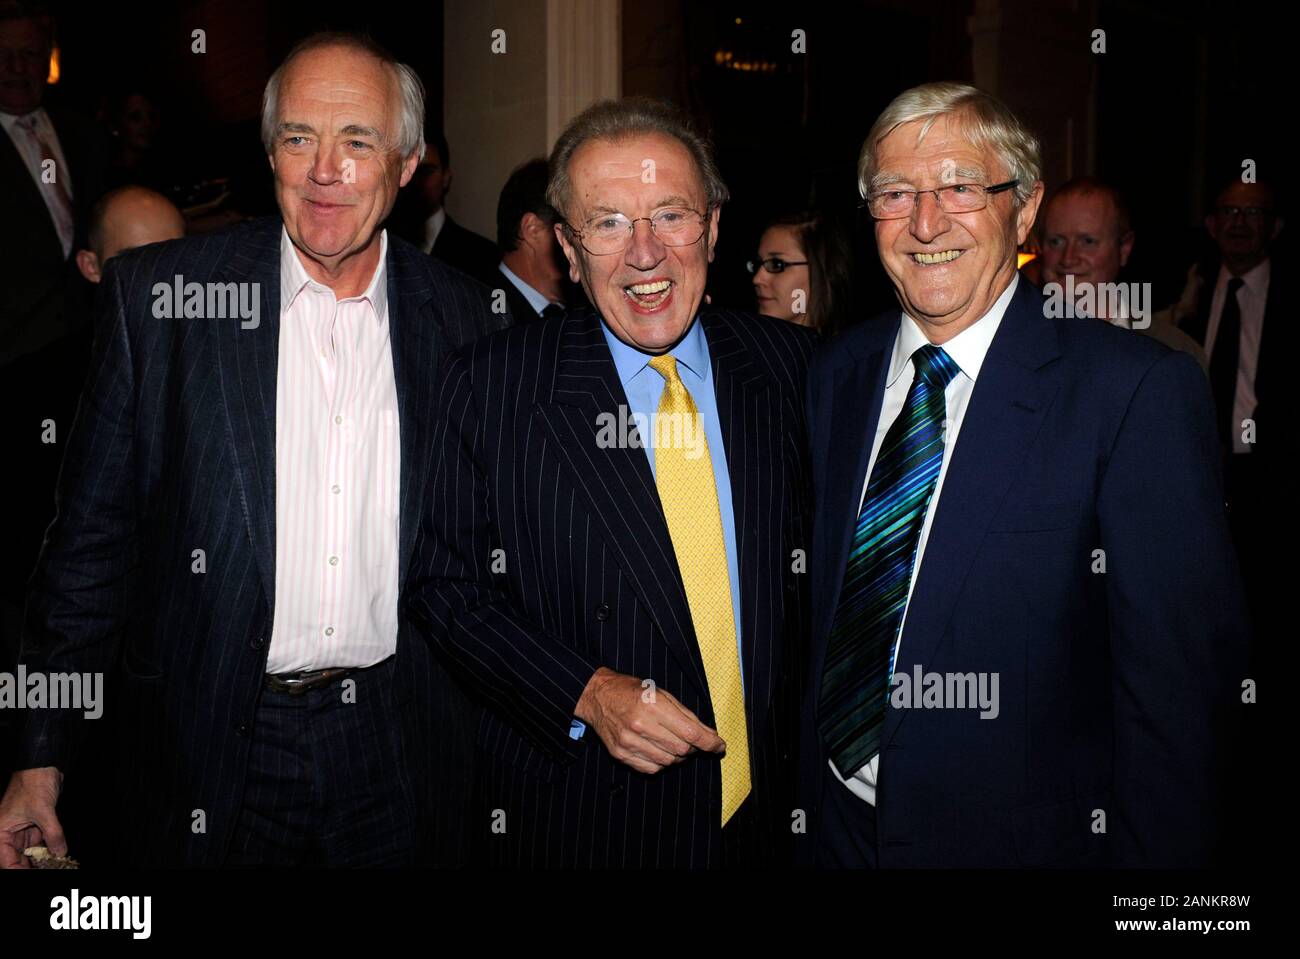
left=912, top=250, right=965, bottom=265
left=624, top=279, right=674, bottom=309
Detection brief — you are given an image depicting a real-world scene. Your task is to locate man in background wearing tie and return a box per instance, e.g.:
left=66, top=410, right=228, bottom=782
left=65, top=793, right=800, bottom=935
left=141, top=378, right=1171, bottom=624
left=493, top=157, right=568, bottom=324
left=1173, top=177, right=1284, bottom=651
left=0, top=0, right=105, bottom=677
left=800, top=83, right=1249, bottom=868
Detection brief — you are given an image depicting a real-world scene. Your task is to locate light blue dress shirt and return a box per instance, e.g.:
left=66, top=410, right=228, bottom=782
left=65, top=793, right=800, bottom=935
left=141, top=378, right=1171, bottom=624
left=498, top=261, right=550, bottom=318
left=571, top=316, right=744, bottom=742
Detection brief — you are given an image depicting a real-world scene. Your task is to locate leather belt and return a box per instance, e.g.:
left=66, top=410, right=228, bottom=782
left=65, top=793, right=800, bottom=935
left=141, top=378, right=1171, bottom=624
left=264, top=666, right=359, bottom=696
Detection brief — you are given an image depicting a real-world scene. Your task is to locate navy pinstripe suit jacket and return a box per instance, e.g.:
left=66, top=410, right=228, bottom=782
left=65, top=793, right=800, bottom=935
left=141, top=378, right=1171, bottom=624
left=407, top=306, right=814, bottom=867
left=16, top=215, right=508, bottom=867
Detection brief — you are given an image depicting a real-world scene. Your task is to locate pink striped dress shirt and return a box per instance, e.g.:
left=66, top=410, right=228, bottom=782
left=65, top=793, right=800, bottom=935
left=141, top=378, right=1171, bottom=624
left=268, top=228, right=401, bottom=672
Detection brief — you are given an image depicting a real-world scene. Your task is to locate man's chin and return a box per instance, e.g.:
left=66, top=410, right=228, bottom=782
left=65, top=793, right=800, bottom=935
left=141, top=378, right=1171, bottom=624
left=604, top=305, right=693, bottom=352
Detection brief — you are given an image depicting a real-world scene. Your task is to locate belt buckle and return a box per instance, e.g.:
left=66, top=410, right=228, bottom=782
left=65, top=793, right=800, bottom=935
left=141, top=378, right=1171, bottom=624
left=268, top=668, right=332, bottom=695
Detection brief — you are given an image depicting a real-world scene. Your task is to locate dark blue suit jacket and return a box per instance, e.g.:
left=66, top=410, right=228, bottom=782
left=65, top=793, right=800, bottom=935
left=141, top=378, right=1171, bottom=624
left=407, top=306, right=813, bottom=867
left=16, top=215, right=507, bottom=866
left=799, top=277, right=1249, bottom=867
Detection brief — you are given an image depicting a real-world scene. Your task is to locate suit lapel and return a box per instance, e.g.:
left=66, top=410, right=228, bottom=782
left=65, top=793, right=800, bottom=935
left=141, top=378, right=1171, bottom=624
left=386, top=238, right=441, bottom=584
left=704, top=312, right=784, bottom=729
left=881, top=280, right=1061, bottom=750
left=537, top=308, right=709, bottom=698
left=213, top=218, right=282, bottom=613
left=812, top=319, right=895, bottom=671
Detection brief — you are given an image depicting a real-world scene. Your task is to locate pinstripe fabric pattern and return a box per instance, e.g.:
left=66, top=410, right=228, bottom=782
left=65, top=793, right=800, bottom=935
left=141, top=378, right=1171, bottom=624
left=16, top=215, right=508, bottom=867
left=407, top=306, right=814, bottom=867
left=223, top=658, right=416, bottom=867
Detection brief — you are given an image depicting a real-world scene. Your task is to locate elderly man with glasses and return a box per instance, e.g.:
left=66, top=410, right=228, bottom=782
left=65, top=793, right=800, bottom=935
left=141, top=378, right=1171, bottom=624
left=798, top=82, right=1249, bottom=868
left=408, top=96, right=815, bottom=868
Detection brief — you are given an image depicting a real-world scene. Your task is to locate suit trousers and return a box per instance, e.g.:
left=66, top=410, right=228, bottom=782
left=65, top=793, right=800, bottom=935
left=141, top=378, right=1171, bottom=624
left=223, top=655, right=417, bottom=867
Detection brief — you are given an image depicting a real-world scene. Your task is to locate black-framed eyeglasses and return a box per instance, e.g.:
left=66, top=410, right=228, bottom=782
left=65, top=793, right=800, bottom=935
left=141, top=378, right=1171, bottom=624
left=747, top=256, right=809, bottom=275
left=563, top=207, right=710, bottom=255
left=862, top=179, right=1020, bottom=220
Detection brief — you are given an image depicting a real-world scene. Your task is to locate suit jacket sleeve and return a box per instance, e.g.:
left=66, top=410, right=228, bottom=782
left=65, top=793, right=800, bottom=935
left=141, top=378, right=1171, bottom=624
left=406, top=349, right=603, bottom=763
left=1098, top=348, right=1249, bottom=866
left=16, top=260, right=140, bottom=772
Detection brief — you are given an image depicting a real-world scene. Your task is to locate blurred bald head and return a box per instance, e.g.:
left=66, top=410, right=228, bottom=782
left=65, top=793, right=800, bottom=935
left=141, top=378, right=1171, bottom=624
left=77, top=186, right=185, bottom=284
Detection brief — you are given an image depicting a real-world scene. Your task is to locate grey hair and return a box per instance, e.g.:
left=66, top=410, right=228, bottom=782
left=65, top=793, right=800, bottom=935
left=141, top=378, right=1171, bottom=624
left=260, top=32, right=425, bottom=161
left=546, top=97, right=730, bottom=221
left=858, top=82, right=1041, bottom=206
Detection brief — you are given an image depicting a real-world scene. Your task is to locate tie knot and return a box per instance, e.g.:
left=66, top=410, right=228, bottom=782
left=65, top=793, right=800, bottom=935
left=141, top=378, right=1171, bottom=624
left=912, top=344, right=960, bottom=389
left=648, top=353, right=682, bottom=385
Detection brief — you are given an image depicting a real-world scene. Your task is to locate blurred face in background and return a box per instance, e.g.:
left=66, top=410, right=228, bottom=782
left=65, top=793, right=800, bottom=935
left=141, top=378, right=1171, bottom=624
left=270, top=44, right=419, bottom=282
left=0, top=16, right=50, bottom=115
left=411, top=143, right=450, bottom=214
left=556, top=132, right=718, bottom=353
left=114, top=93, right=160, bottom=154
left=752, top=224, right=811, bottom=325
left=1207, top=182, right=1280, bottom=273
left=1039, top=191, right=1132, bottom=288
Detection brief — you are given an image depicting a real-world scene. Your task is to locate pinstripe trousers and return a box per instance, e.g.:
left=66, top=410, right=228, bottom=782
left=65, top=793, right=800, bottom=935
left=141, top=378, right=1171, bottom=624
left=223, top=656, right=417, bottom=867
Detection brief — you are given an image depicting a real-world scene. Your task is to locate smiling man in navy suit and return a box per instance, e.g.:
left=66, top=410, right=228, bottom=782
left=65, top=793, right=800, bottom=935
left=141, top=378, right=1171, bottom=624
left=799, top=83, right=1249, bottom=868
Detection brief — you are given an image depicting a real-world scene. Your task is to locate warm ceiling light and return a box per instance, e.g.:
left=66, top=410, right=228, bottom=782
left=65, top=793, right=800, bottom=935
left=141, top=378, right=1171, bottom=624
left=47, top=45, right=59, bottom=84
left=1017, top=252, right=1037, bottom=269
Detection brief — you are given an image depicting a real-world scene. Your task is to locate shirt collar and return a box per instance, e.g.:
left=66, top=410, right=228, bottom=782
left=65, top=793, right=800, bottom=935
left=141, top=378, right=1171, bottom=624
left=423, top=207, right=446, bottom=252
left=888, top=271, right=1019, bottom=387
left=498, top=261, right=551, bottom=316
left=0, top=107, right=47, bottom=132
left=601, top=313, right=709, bottom=387
left=1217, top=257, right=1269, bottom=298
left=280, top=226, right=388, bottom=321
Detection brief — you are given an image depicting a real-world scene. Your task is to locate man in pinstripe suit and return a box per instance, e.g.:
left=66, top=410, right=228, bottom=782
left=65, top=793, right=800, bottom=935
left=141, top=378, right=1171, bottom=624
left=408, top=98, right=814, bottom=867
left=0, top=33, right=507, bottom=868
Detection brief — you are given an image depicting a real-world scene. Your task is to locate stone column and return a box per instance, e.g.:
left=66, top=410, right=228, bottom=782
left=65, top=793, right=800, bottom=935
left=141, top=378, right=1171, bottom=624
left=444, top=0, right=621, bottom=237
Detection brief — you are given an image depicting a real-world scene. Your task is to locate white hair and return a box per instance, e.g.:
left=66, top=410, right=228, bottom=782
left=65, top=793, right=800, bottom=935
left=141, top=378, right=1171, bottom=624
left=260, top=32, right=425, bottom=161
left=858, top=82, right=1041, bottom=206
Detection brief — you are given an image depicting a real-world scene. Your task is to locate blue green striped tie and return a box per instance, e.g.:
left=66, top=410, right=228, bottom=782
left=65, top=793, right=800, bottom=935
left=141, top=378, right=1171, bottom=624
left=818, top=343, right=961, bottom=777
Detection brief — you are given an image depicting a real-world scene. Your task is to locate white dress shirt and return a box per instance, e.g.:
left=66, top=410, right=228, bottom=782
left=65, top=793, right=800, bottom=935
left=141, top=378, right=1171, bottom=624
left=421, top=207, right=447, bottom=254
left=1203, top=259, right=1267, bottom=454
left=830, top=273, right=1019, bottom=805
left=1, top=108, right=75, bottom=256
left=268, top=228, right=401, bottom=672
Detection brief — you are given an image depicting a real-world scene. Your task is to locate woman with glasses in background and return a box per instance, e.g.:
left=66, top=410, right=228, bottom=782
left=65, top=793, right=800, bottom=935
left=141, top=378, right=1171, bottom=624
left=749, top=209, right=854, bottom=335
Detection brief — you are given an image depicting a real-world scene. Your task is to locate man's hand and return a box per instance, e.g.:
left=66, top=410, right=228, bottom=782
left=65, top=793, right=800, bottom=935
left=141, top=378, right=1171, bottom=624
left=575, top=667, right=725, bottom=774
left=0, top=767, right=66, bottom=869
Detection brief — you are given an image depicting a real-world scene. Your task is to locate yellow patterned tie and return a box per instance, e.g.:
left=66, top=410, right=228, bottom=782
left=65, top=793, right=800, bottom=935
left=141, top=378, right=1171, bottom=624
left=647, top=354, right=750, bottom=825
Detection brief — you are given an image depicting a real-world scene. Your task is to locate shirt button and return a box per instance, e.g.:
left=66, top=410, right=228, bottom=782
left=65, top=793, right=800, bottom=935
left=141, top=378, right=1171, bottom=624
left=328, top=555, right=339, bottom=566
left=323, top=626, right=335, bottom=636
left=334, top=415, right=343, bottom=425
left=331, top=484, right=341, bottom=494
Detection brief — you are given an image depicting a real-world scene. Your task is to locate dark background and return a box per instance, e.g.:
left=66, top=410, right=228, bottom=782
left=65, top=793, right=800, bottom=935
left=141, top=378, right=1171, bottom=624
left=32, top=0, right=1287, bottom=314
